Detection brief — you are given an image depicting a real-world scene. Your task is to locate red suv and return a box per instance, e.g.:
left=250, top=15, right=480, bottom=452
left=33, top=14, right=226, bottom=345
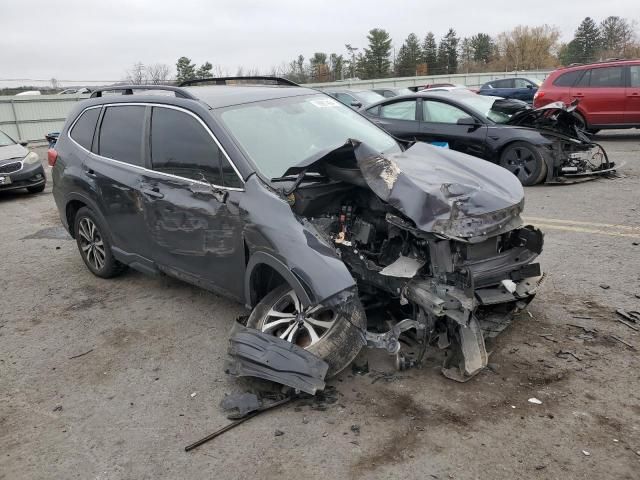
left=534, top=59, right=640, bottom=133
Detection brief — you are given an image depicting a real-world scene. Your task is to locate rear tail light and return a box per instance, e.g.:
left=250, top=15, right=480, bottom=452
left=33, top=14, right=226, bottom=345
left=47, top=148, right=58, bottom=166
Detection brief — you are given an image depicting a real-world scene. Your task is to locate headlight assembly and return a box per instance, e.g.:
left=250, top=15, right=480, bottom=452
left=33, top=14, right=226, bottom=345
left=23, top=151, right=40, bottom=165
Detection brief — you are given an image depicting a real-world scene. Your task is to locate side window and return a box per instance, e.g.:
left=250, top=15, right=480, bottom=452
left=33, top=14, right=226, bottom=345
left=553, top=70, right=582, bottom=87
left=576, top=69, right=591, bottom=87
left=629, top=66, right=640, bottom=87
left=150, top=107, right=242, bottom=188
left=589, top=67, right=625, bottom=87
left=98, top=106, right=145, bottom=166
left=380, top=100, right=417, bottom=121
left=70, top=108, right=100, bottom=151
left=423, top=101, right=469, bottom=124
left=514, top=79, right=530, bottom=88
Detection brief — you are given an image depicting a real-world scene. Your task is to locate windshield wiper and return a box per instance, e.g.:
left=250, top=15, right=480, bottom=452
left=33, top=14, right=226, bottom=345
left=271, top=168, right=327, bottom=195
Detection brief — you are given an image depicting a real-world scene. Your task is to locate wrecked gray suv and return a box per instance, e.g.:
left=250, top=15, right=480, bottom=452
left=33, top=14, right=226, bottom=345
left=51, top=78, right=544, bottom=382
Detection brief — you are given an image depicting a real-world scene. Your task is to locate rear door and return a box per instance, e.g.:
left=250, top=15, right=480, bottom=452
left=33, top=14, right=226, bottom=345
left=626, top=65, right=640, bottom=124
left=483, top=79, right=514, bottom=98
left=571, top=66, right=627, bottom=125
left=365, top=99, right=421, bottom=139
left=419, top=99, right=488, bottom=158
left=84, top=104, right=152, bottom=259
left=139, top=105, right=245, bottom=299
left=513, top=78, right=536, bottom=102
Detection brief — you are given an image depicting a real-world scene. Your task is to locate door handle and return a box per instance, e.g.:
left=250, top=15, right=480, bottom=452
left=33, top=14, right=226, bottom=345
left=141, top=187, right=164, bottom=199
left=573, top=93, right=584, bottom=97
left=85, top=169, right=97, bottom=178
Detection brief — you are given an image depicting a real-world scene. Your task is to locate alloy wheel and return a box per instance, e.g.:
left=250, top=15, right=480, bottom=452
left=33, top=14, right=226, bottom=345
left=78, top=217, right=106, bottom=271
left=257, top=289, right=337, bottom=348
left=502, top=146, right=538, bottom=183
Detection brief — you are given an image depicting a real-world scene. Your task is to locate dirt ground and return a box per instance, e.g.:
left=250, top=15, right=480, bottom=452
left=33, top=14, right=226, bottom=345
left=1, top=134, right=639, bottom=480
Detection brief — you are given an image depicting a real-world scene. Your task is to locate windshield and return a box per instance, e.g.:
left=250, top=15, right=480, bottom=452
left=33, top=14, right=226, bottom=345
left=218, top=94, right=401, bottom=178
left=453, top=94, right=511, bottom=123
left=0, top=130, right=16, bottom=147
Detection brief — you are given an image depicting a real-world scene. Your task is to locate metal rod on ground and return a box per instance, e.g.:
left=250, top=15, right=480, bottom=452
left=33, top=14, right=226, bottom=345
left=184, top=396, right=294, bottom=452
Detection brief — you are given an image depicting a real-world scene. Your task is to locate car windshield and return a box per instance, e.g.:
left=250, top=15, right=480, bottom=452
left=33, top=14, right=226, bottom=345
left=0, top=130, right=16, bottom=147
left=218, top=94, right=401, bottom=178
left=453, top=95, right=511, bottom=123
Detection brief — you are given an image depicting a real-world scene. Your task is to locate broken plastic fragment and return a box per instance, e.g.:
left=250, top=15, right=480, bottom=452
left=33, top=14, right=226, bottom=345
left=379, top=256, right=425, bottom=278
left=501, top=279, right=517, bottom=294
left=528, top=397, right=543, bottom=405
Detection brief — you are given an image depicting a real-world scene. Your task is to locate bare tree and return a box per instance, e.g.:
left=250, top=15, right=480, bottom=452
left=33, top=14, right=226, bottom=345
left=50, top=78, right=59, bottom=89
left=126, top=62, right=147, bottom=85
left=146, top=63, right=171, bottom=85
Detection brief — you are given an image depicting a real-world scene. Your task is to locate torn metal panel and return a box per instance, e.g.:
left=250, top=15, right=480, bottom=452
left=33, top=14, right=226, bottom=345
left=226, top=323, right=328, bottom=395
left=379, top=256, right=425, bottom=278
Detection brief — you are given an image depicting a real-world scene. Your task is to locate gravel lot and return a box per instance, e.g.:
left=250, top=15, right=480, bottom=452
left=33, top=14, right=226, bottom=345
left=1, top=134, right=639, bottom=480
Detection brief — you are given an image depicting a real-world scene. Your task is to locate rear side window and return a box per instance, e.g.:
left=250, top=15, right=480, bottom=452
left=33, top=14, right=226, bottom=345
left=70, top=108, right=100, bottom=150
left=98, top=106, right=145, bottom=166
left=589, top=67, right=625, bottom=87
left=380, top=100, right=417, bottom=120
left=553, top=70, right=582, bottom=87
left=150, top=107, right=242, bottom=188
left=631, top=66, right=640, bottom=87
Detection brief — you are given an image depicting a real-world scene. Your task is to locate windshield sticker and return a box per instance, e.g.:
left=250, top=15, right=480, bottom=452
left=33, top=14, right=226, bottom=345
left=310, top=98, right=340, bottom=108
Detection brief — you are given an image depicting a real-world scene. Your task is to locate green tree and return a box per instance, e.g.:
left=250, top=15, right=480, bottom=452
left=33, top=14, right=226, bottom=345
left=396, top=33, right=422, bottom=76
left=363, top=28, right=392, bottom=78
left=573, top=17, right=601, bottom=63
left=345, top=44, right=360, bottom=78
left=310, top=52, right=329, bottom=81
left=329, top=53, right=344, bottom=81
left=422, top=32, right=438, bottom=74
left=176, top=57, right=196, bottom=83
left=435, top=29, right=459, bottom=74
left=196, top=62, right=213, bottom=79
left=600, top=16, right=634, bottom=55
left=471, top=33, right=493, bottom=63
left=459, top=38, right=473, bottom=73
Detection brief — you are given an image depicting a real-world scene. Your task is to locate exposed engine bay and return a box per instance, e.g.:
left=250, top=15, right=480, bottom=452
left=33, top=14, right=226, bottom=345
left=283, top=140, right=544, bottom=381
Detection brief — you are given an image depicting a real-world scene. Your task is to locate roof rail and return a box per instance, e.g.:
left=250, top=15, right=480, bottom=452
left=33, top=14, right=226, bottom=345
left=179, top=76, right=299, bottom=87
left=90, top=85, right=197, bottom=99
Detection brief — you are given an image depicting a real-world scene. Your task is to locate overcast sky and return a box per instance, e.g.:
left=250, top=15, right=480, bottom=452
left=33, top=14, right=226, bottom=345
left=1, top=0, right=638, bottom=85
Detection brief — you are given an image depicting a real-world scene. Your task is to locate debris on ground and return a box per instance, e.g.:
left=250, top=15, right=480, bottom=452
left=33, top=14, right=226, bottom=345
left=599, top=284, right=610, bottom=290
left=582, top=450, right=591, bottom=456
left=608, top=335, right=637, bottom=351
left=556, top=350, right=582, bottom=361
left=274, top=429, right=284, bottom=436
left=351, top=361, right=369, bottom=375
left=68, top=349, right=94, bottom=360
left=190, top=392, right=197, bottom=398
left=350, top=424, right=361, bottom=436
left=220, top=393, right=261, bottom=419
left=616, top=309, right=640, bottom=323
left=528, top=398, right=543, bottom=405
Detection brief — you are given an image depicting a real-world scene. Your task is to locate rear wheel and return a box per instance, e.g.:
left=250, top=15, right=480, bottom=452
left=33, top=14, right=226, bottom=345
left=73, top=207, right=127, bottom=278
left=573, top=112, right=599, bottom=134
left=247, top=284, right=366, bottom=377
left=499, top=142, right=547, bottom=186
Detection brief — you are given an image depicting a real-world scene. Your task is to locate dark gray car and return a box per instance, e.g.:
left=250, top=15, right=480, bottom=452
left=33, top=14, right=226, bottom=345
left=0, top=130, right=46, bottom=193
left=324, top=88, right=384, bottom=109
left=51, top=80, right=543, bottom=381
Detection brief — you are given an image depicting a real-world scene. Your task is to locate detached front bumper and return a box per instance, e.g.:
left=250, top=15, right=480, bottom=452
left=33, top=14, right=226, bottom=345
left=0, top=160, right=46, bottom=192
left=544, top=140, right=618, bottom=183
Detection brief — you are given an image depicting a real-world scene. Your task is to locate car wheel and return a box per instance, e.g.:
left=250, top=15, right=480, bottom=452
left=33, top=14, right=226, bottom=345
left=27, top=184, right=45, bottom=194
left=499, top=142, right=547, bottom=186
left=247, top=284, right=366, bottom=377
left=73, top=206, right=127, bottom=278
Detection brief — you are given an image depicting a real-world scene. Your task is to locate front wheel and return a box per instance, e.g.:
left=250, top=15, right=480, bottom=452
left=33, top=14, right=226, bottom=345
left=247, top=284, right=366, bottom=377
left=499, top=142, right=547, bottom=186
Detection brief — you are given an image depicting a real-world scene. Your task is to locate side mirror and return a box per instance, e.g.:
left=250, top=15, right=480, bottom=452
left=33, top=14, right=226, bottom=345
left=350, top=101, right=362, bottom=108
left=456, top=116, right=478, bottom=126
left=20, top=141, right=28, bottom=147
left=526, top=84, right=533, bottom=89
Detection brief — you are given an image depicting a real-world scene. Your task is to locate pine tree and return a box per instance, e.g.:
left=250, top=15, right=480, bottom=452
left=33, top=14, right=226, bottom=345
left=176, top=57, right=196, bottom=83
left=422, top=32, right=438, bottom=74
left=600, top=16, right=634, bottom=55
left=196, top=62, right=213, bottom=79
left=573, top=17, right=601, bottom=63
left=363, top=28, right=392, bottom=78
left=396, top=33, right=422, bottom=76
left=471, top=33, right=493, bottom=63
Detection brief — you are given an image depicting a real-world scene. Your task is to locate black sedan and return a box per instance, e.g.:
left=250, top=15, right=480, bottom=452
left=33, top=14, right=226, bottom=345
left=360, top=92, right=614, bottom=185
left=0, top=130, right=46, bottom=193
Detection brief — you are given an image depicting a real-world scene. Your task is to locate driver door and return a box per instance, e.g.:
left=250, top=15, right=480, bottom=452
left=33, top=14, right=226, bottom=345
left=366, top=99, right=421, bottom=139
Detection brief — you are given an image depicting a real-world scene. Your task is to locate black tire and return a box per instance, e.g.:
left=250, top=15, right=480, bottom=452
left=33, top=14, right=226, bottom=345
left=73, top=206, right=127, bottom=278
left=499, top=141, right=547, bottom=186
left=247, top=284, right=366, bottom=377
left=27, top=183, right=45, bottom=194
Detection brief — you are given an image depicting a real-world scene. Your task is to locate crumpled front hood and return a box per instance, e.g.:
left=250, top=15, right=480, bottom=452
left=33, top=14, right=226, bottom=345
left=505, top=100, right=590, bottom=142
left=353, top=141, right=525, bottom=239
left=0, top=143, right=28, bottom=163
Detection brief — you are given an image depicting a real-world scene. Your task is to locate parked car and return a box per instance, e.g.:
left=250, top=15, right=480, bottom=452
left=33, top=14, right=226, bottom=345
left=0, top=130, right=45, bottom=193
left=534, top=59, right=640, bottom=133
left=50, top=80, right=544, bottom=381
left=478, top=78, right=540, bottom=103
left=59, top=87, right=92, bottom=95
left=324, top=88, right=384, bottom=109
left=361, top=91, right=615, bottom=185
left=408, top=83, right=456, bottom=92
left=372, top=87, right=414, bottom=98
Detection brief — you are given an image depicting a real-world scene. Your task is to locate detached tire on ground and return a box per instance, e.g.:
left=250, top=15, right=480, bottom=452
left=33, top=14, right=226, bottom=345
left=73, top=206, right=127, bottom=279
left=499, top=141, right=547, bottom=186
left=247, top=284, right=366, bottom=377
